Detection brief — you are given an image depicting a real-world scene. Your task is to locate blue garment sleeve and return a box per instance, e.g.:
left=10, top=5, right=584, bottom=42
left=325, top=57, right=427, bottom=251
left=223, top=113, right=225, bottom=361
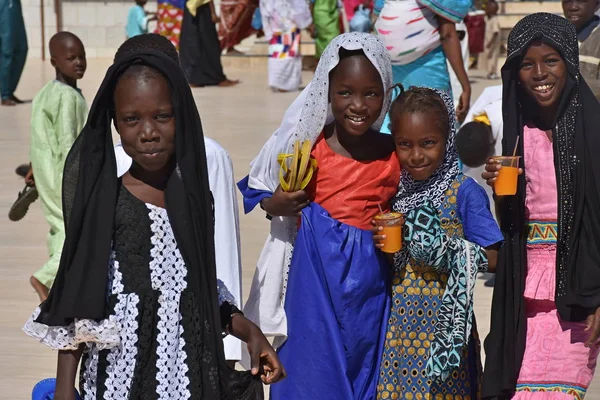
left=237, top=175, right=273, bottom=214
left=457, top=177, right=503, bottom=248
left=217, top=279, right=237, bottom=306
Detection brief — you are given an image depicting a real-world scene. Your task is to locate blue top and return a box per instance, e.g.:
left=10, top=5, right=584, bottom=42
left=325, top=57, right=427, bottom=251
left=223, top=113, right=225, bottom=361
left=126, top=5, right=148, bottom=38
left=456, top=175, right=502, bottom=247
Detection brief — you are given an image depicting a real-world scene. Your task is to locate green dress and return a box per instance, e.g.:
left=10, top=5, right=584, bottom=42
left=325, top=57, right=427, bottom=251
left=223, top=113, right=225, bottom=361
left=312, top=0, right=340, bottom=58
left=30, top=80, right=88, bottom=288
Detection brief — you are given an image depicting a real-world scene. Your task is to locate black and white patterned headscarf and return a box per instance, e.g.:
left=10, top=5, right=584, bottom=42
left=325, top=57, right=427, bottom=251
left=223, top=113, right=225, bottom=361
left=483, top=13, right=600, bottom=399
left=391, top=88, right=461, bottom=214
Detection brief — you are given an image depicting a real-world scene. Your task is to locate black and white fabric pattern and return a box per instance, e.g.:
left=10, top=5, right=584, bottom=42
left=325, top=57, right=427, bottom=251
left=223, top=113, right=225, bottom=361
left=24, top=186, right=237, bottom=399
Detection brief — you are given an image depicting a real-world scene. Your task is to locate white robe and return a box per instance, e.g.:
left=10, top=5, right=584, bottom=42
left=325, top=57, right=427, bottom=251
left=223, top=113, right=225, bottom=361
left=114, top=137, right=244, bottom=361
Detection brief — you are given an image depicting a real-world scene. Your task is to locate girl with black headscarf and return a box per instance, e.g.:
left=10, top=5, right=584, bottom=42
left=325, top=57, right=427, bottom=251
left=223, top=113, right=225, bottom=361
left=481, top=13, right=600, bottom=399
left=22, top=34, right=284, bottom=399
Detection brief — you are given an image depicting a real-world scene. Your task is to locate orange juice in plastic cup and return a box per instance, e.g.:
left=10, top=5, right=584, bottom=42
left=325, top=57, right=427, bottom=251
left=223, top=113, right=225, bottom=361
left=493, top=156, right=521, bottom=196
left=374, top=212, right=403, bottom=253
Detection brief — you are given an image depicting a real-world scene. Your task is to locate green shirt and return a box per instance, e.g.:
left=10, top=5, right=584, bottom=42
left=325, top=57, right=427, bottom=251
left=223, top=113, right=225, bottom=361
left=30, top=80, right=88, bottom=285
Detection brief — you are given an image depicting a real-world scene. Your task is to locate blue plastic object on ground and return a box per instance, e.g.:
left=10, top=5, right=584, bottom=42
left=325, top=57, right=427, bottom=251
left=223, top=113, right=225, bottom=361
left=32, top=378, right=82, bottom=400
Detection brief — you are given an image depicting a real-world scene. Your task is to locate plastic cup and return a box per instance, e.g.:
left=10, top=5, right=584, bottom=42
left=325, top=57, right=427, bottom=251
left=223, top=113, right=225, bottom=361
left=493, top=156, right=521, bottom=196
left=374, top=212, right=403, bottom=253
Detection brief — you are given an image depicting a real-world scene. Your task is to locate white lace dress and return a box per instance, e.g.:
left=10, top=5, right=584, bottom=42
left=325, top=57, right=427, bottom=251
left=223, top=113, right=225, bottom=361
left=23, top=186, right=237, bottom=399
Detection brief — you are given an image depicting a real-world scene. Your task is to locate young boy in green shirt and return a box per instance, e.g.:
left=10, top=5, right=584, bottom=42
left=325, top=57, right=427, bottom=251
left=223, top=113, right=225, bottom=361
left=28, top=32, right=88, bottom=301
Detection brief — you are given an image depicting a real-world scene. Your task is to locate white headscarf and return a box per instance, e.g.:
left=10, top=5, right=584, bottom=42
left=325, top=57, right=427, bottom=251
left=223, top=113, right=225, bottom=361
left=242, top=32, right=394, bottom=345
left=247, top=32, right=393, bottom=193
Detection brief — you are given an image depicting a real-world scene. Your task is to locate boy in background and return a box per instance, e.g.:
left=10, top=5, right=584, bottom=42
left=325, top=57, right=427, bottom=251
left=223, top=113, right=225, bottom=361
left=28, top=32, right=88, bottom=301
left=563, top=0, right=600, bottom=99
left=481, top=0, right=500, bottom=79
left=126, top=0, right=157, bottom=38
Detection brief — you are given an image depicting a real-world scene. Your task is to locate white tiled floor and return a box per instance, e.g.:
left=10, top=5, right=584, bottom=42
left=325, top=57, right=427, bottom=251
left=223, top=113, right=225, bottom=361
left=0, top=58, right=598, bottom=399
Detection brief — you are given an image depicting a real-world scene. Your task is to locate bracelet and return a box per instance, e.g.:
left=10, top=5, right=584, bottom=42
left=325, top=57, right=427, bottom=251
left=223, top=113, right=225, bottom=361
left=221, top=302, right=244, bottom=335
left=225, top=312, right=244, bottom=336
left=259, top=199, right=273, bottom=220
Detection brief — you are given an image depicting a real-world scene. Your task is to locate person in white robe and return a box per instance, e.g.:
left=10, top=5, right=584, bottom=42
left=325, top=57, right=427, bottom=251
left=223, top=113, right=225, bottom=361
left=114, top=137, right=244, bottom=361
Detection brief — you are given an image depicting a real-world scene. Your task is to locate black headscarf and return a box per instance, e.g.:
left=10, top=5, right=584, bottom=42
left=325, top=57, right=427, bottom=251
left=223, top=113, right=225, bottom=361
left=35, top=36, right=263, bottom=399
left=482, top=13, right=600, bottom=399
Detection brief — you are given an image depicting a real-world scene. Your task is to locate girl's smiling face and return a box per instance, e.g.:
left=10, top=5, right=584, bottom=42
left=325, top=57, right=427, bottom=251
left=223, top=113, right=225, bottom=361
left=392, top=111, right=447, bottom=181
left=329, top=53, right=384, bottom=137
left=518, top=40, right=567, bottom=111
left=114, top=67, right=176, bottom=174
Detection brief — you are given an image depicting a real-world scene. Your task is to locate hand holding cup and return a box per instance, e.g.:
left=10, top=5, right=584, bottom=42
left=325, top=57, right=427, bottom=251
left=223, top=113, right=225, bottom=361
left=371, top=212, right=404, bottom=253
left=482, top=156, right=523, bottom=196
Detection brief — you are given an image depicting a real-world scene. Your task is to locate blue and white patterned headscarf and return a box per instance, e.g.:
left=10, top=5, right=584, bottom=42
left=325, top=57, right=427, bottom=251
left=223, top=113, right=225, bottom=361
left=392, top=88, right=461, bottom=214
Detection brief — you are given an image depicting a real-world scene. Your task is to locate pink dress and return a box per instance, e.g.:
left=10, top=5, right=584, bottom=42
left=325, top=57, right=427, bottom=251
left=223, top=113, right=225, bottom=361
left=514, top=125, right=600, bottom=400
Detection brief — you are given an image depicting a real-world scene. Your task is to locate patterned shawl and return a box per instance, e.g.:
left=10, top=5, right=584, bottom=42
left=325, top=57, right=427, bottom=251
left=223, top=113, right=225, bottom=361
left=392, top=89, right=488, bottom=381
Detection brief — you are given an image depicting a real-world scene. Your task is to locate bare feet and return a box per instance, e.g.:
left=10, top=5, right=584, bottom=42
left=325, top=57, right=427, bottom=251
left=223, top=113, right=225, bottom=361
left=218, top=79, right=240, bottom=87
left=30, top=276, right=49, bottom=303
left=226, top=47, right=244, bottom=55
left=1, top=98, right=16, bottom=106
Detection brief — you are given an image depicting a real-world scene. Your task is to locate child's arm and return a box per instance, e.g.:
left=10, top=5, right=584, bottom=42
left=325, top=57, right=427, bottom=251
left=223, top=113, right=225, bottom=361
left=260, top=186, right=309, bottom=217
left=438, top=17, right=471, bottom=122
left=486, top=31, right=499, bottom=49
left=57, top=94, right=86, bottom=155
left=228, top=314, right=286, bottom=384
left=54, top=345, right=83, bottom=400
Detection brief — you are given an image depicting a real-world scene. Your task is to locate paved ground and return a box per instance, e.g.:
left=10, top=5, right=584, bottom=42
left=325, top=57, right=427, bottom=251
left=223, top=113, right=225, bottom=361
left=0, top=58, right=597, bottom=399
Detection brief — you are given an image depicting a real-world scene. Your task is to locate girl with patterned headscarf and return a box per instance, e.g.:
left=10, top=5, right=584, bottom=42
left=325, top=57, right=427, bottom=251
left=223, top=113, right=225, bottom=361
left=238, top=33, right=399, bottom=399
left=482, top=12, right=600, bottom=399
left=374, top=86, right=502, bottom=399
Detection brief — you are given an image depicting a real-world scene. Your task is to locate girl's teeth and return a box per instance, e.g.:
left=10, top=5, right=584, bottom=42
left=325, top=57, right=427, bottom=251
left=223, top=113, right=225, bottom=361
left=348, top=116, right=366, bottom=122
left=534, top=85, right=553, bottom=91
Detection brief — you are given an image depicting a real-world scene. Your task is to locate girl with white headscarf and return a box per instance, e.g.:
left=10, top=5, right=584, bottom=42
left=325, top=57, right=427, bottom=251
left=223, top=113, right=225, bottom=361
left=238, top=32, right=399, bottom=399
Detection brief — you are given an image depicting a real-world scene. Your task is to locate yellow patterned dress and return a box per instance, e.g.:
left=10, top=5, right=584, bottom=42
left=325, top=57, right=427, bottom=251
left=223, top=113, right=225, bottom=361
left=377, top=175, right=502, bottom=400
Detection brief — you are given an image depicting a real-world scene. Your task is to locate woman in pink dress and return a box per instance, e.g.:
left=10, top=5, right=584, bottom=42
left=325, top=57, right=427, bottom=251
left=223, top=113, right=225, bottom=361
left=482, top=13, right=600, bottom=399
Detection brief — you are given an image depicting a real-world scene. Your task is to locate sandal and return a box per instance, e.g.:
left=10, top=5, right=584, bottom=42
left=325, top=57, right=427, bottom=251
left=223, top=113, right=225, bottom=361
left=8, top=184, right=38, bottom=221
